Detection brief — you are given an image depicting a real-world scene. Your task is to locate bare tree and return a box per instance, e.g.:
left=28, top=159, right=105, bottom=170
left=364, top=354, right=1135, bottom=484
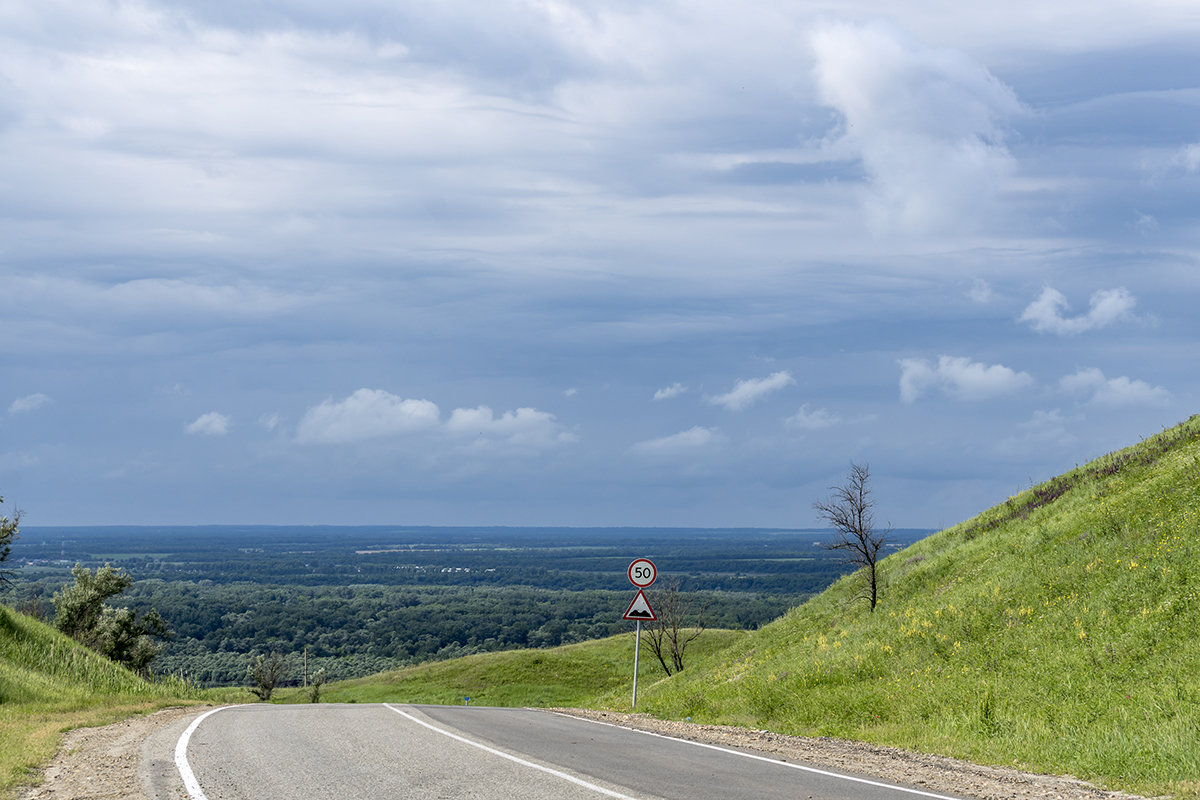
left=644, top=578, right=707, bottom=675
left=813, top=462, right=889, bottom=612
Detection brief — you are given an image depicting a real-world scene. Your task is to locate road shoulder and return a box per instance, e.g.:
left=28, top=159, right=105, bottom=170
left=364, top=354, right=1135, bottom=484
left=15, top=706, right=205, bottom=800
left=551, top=709, right=1146, bottom=800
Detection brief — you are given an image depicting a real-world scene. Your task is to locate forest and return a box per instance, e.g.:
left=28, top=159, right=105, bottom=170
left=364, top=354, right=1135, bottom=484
left=6, top=525, right=930, bottom=685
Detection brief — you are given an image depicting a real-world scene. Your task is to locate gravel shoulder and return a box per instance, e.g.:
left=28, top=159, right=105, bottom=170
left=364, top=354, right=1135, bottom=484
left=18, top=704, right=1148, bottom=800
left=16, top=706, right=204, bottom=800
left=552, top=709, right=1149, bottom=800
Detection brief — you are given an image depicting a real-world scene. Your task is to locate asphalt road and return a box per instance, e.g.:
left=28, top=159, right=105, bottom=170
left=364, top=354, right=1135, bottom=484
left=144, top=704, right=971, bottom=800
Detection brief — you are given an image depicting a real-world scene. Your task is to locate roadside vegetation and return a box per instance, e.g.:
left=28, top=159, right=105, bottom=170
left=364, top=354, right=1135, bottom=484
left=0, top=603, right=203, bottom=796
left=629, top=416, right=1200, bottom=800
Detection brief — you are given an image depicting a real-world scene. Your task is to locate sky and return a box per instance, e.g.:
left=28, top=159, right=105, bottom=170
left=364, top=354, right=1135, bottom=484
left=1, top=0, right=1198, bottom=528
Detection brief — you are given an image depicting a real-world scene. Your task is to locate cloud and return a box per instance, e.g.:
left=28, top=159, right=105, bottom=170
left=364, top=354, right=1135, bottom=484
left=899, top=356, right=1034, bottom=403
left=185, top=412, right=231, bottom=436
left=709, top=371, right=794, bottom=411
left=784, top=405, right=841, bottom=431
left=445, top=406, right=577, bottom=448
left=296, top=389, right=440, bottom=444
left=295, top=389, right=575, bottom=450
left=1019, top=287, right=1136, bottom=335
left=631, top=426, right=723, bottom=457
left=1176, top=143, right=1200, bottom=173
left=653, top=383, right=687, bottom=401
left=1059, top=368, right=1169, bottom=407
left=810, top=20, right=1022, bottom=232
left=9, top=393, right=52, bottom=414
left=967, top=279, right=993, bottom=304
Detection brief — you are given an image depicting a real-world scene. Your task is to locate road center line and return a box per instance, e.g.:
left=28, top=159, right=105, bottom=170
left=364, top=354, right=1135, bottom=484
left=552, top=712, right=964, bottom=800
left=383, top=704, right=646, bottom=800
left=175, top=705, right=249, bottom=800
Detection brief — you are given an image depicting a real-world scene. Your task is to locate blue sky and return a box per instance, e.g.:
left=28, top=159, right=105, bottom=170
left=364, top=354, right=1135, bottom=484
left=1, top=1, right=1196, bottom=527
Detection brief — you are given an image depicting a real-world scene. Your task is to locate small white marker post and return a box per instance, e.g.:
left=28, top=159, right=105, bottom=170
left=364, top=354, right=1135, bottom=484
left=624, top=559, right=657, bottom=709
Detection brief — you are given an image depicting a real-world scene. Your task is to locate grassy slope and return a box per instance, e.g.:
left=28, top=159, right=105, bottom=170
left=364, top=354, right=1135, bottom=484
left=0, top=605, right=201, bottom=798
left=627, top=416, right=1200, bottom=799
left=282, top=628, right=750, bottom=707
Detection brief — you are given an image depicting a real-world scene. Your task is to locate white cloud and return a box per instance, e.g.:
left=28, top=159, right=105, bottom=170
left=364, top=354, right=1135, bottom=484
left=709, top=371, right=794, bottom=411
left=185, top=412, right=231, bottom=436
left=784, top=405, right=841, bottom=431
left=1059, top=368, right=1169, bottom=407
left=445, top=406, right=577, bottom=448
left=653, top=383, right=687, bottom=401
left=967, top=279, right=993, bottom=304
left=1019, top=287, right=1136, bottom=335
left=258, top=413, right=282, bottom=432
left=1177, top=143, right=1200, bottom=173
left=631, top=426, right=723, bottom=457
left=296, top=389, right=440, bottom=444
left=899, top=355, right=1034, bottom=403
left=810, top=20, right=1021, bottom=233
left=9, top=393, right=52, bottom=414
left=295, top=389, right=574, bottom=450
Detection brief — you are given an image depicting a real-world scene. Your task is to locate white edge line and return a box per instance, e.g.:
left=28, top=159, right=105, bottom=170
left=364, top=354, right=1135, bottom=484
left=384, top=704, right=643, bottom=800
left=549, top=712, right=965, bottom=800
left=175, top=705, right=251, bottom=800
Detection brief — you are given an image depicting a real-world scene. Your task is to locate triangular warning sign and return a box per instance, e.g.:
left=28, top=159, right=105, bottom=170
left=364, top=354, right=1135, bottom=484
left=622, top=590, right=656, bottom=621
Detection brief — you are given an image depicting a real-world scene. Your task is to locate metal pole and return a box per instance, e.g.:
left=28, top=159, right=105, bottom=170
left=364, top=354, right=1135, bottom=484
left=632, top=620, right=641, bottom=709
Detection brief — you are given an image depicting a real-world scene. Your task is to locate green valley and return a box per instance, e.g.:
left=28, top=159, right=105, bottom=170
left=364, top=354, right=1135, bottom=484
left=4, top=416, right=1200, bottom=798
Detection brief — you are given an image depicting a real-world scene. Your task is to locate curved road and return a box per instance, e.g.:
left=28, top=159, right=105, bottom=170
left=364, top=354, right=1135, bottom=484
left=142, top=704, right=971, bottom=800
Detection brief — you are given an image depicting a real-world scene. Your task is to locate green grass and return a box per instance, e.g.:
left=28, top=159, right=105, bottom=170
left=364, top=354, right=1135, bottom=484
left=633, top=416, right=1200, bottom=799
left=277, top=629, right=749, bottom=707
left=0, top=604, right=211, bottom=798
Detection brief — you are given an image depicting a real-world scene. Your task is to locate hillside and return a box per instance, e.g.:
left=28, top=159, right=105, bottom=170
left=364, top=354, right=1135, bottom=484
left=625, top=415, right=1200, bottom=799
left=0, top=604, right=194, bottom=796
left=283, top=628, right=750, bottom=707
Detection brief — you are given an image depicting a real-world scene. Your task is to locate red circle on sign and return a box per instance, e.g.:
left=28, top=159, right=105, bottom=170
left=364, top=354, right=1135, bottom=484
left=628, top=558, right=657, bottom=588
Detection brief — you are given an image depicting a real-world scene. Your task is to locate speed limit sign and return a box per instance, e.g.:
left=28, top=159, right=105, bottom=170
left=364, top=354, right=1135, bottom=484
left=627, top=558, right=657, bottom=588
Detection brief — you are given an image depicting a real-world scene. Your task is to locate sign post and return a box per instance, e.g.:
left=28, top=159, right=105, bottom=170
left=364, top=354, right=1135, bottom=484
left=624, top=559, right=657, bottom=709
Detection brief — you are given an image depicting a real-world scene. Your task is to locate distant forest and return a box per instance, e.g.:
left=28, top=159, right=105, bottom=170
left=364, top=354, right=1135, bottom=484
left=6, top=526, right=931, bottom=685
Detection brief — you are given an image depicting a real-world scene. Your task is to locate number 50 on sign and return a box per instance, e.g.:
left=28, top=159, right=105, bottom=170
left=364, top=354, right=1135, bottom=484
left=628, top=558, right=656, bottom=588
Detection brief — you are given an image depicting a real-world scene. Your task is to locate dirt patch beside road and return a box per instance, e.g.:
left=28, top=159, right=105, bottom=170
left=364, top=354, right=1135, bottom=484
left=16, top=706, right=202, bottom=800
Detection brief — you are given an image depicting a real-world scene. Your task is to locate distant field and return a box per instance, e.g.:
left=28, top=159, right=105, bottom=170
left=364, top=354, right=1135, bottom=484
left=5, top=526, right=930, bottom=687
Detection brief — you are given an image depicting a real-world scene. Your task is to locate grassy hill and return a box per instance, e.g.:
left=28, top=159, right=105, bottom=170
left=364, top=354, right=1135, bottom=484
left=0, top=604, right=197, bottom=796
left=618, top=415, right=1200, bottom=799
left=280, top=628, right=750, bottom=707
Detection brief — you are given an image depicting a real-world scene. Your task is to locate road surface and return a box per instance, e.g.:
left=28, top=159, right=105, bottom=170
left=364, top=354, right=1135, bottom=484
left=143, top=704, right=972, bottom=800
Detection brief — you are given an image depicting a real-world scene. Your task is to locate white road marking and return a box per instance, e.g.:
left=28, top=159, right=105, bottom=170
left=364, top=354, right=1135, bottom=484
left=175, top=705, right=248, bottom=800
left=384, top=704, right=646, bottom=800
left=553, top=712, right=965, bottom=800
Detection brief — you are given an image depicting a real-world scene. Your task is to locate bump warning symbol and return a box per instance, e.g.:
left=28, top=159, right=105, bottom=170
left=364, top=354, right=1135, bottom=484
left=622, top=589, right=656, bottom=621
